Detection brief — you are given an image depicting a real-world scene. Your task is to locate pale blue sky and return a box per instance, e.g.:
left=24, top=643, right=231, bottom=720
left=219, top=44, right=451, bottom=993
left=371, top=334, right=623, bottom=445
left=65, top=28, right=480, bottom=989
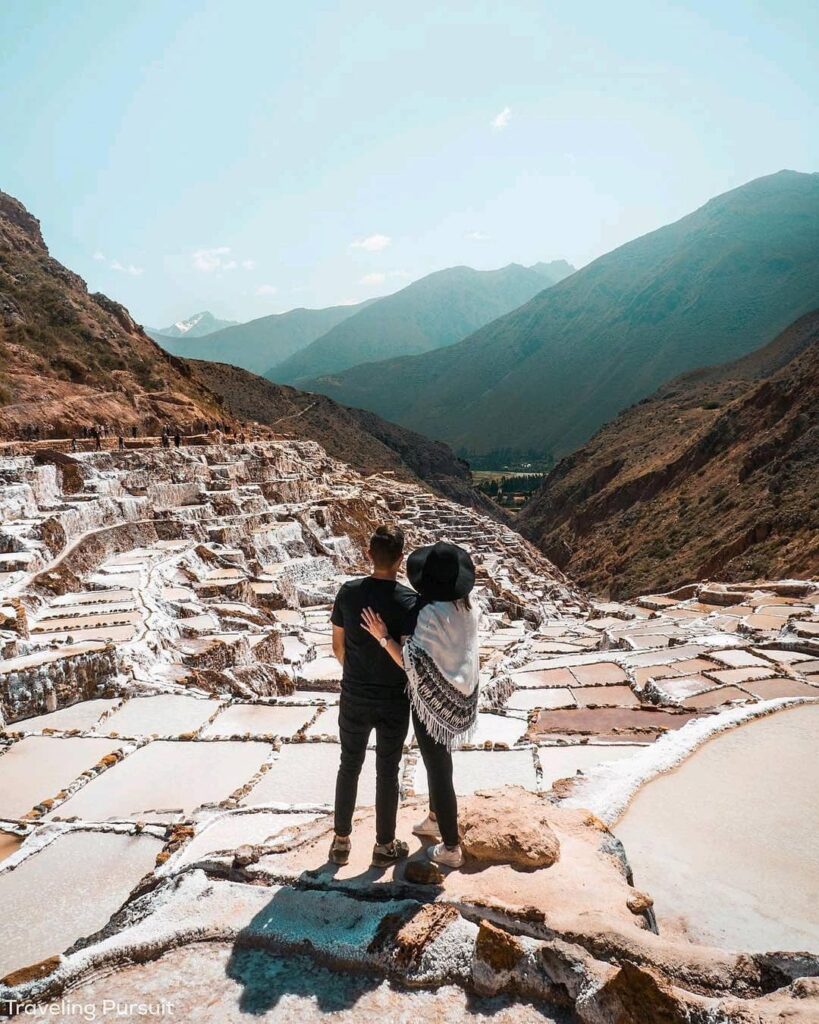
left=1, top=1, right=817, bottom=326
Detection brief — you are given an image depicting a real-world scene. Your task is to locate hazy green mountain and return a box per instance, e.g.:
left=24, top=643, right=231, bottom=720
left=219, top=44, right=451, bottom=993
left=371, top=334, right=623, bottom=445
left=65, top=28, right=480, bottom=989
left=153, top=300, right=374, bottom=376
left=147, top=310, right=238, bottom=341
left=307, top=171, right=819, bottom=458
left=269, top=260, right=574, bottom=384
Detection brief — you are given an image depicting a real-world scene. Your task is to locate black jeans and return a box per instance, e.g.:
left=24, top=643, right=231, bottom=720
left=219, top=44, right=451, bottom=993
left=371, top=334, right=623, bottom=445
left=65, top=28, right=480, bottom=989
left=334, top=692, right=409, bottom=846
left=412, top=709, right=459, bottom=848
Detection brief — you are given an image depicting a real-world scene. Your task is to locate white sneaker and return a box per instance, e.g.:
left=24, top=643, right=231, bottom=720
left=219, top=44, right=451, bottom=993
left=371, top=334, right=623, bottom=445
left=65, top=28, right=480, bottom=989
left=427, top=842, right=464, bottom=868
left=412, top=814, right=441, bottom=838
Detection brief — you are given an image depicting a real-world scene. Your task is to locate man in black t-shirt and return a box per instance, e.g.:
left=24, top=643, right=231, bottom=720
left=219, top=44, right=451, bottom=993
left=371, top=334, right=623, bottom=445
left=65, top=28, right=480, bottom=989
left=329, top=524, right=417, bottom=868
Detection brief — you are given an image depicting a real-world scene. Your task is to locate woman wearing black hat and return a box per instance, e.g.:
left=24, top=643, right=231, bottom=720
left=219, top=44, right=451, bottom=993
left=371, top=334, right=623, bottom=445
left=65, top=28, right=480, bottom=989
left=361, top=541, right=479, bottom=868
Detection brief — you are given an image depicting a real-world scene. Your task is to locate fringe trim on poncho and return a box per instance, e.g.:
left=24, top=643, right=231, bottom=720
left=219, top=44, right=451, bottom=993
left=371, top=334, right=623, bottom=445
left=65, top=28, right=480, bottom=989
left=404, top=639, right=479, bottom=750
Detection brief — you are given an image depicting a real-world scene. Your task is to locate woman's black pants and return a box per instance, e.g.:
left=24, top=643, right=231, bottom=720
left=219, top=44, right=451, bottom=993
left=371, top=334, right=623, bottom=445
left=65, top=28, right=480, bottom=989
left=412, top=709, right=459, bottom=847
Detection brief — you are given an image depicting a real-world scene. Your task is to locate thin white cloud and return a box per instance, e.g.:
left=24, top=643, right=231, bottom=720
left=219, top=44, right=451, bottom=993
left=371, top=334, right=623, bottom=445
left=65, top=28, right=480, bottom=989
left=491, top=106, right=511, bottom=130
left=466, top=231, right=490, bottom=241
left=92, top=250, right=106, bottom=261
left=192, top=246, right=231, bottom=272
left=359, top=272, right=386, bottom=286
left=110, top=260, right=144, bottom=276
left=191, top=246, right=255, bottom=273
left=255, top=284, right=278, bottom=295
left=350, top=233, right=391, bottom=252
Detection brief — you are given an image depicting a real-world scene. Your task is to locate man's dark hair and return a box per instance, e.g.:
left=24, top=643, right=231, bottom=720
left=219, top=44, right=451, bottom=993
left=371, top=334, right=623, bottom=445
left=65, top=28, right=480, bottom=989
left=368, top=524, right=405, bottom=568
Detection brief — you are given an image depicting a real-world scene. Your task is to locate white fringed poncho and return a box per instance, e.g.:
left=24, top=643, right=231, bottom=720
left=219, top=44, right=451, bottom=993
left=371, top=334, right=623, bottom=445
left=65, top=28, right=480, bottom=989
left=403, top=599, right=480, bottom=750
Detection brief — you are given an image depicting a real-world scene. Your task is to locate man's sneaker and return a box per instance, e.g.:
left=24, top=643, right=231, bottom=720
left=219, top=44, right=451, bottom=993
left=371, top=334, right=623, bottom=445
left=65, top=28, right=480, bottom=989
left=427, top=842, right=464, bottom=869
left=371, top=838, right=409, bottom=867
left=329, top=834, right=351, bottom=866
left=412, top=813, right=441, bottom=839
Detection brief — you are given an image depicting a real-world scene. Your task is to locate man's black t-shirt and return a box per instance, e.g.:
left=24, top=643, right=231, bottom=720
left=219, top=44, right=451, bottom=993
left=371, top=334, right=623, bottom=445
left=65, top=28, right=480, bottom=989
left=331, top=577, right=418, bottom=701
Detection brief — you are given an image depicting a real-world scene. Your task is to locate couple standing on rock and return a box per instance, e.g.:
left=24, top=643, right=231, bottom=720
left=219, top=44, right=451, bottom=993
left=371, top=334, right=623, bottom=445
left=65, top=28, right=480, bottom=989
left=330, top=525, right=480, bottom=870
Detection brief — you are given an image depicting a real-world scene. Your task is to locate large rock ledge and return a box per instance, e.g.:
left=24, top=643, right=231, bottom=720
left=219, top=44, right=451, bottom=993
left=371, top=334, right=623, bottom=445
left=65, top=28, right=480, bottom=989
left=2, top=789, right=817, bottom=1022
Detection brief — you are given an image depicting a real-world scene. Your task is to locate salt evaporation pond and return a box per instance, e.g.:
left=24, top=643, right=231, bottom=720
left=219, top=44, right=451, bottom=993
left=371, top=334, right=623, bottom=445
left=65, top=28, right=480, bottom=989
left=0, top=830, right=162, bottom=978
left=13, top=698, right=121, bottom=733
left=0, top=736, right=121, bottom=819
left=615, top=703, right=819, bottom=952
left=49, top=740, right=270, bottom=822
left=98, top=695, right=223, bottom=737
left=243, top=743, right=380, bottom=807
left=202, top=703, right=315, bottom=738
left=414, top=749, right=537, bottom=796
left=178, top=811, right=320, bottom=867
left=0, top=831, right=22, bottom=863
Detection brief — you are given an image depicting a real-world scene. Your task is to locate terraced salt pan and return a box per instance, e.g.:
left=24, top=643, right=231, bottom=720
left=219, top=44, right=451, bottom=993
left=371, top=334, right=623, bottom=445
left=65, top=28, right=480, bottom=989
left=10, top=698, right=120, bottom=733
left=571, top=685, right=640, bottom=707
left=506, top=688, right=575, bottom=711
left=202, top=703, right=315, bottom=738
left=298, top=656, right=341, bottom=684
left=33, top=623, right=137, bottom=643
left=303, top=705, right=340, bottom=738
left=537, top=743, right=643, bottom=791
left=0, top=830, right=22, bottom=863
left=0, top=830, right=162, bottom=978
left=742, top=677, right=818, bottom=699
left=413, top=749, right=537, bottom=797
left=615, top=703, right=819, bottom=952
left=243, top=743, right=379, bottom=807
left=98, top=695, right=223, bottom=736
left=175, top=811, right=321, bottom=867
left=49, top=741, right=270, bottom=822
left=0, top=736, right=121, bottom=819
left=468, top=712, right=527, bottom=746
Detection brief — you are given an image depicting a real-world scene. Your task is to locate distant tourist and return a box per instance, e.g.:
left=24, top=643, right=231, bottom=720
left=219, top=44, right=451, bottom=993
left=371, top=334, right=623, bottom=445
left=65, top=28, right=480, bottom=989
left=174, top=432, right=181, bottom=448
left=361, top=541, right=479, bottom=869
left=329, top=525, right=418, bottom=868
left=131, top=425, right=137, bottom=439
left=118, top=435, right=125, bottom=450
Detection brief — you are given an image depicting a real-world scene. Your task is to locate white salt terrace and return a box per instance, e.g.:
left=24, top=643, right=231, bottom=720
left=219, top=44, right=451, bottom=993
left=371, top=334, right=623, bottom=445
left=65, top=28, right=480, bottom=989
left=0, top=441, right=817, bottom=1004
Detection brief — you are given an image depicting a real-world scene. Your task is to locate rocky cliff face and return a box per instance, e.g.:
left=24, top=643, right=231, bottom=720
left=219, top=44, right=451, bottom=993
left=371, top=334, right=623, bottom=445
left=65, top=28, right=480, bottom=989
left=517, top=310, right=819, bottom=598
left=0, top=191, right=225, bottom=436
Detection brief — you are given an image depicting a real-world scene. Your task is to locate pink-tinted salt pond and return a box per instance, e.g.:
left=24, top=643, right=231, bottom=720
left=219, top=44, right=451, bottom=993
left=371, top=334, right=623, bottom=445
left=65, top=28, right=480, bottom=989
left=615, top=703, right=819, bottom=952
left=49, top=740, right=270, bottom=822
left=0, top=830, right=162, bottom=978
left=0, top=736, right=121, bottom=819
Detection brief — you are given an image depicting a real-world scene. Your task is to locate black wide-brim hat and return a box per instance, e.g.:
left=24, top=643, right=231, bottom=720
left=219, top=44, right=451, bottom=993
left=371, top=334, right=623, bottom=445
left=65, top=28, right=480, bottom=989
left=407, top=541, right=476, bottom=601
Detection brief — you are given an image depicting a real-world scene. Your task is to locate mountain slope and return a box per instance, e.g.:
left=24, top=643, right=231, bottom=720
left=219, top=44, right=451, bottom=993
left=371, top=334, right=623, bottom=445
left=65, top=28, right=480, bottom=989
left=189, top=359, right=503, bottom=517
left=0, top=189, right=496, bottom=515
left=154, top=300, right=374, bottom=376
left=0, top=191, right=225, bottom=435
left=147, top=311, right=238, bottom=340
left=308, top=171, right=819, bottom=458
left=270, top=260, right=574, bottom=384
left=516, top=310, right=819, bottom=598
